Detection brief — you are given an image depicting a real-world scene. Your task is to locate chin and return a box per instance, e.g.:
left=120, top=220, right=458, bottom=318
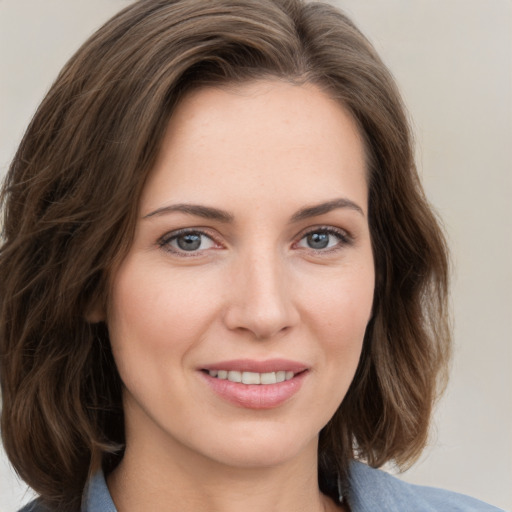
left=194, top=427, right=319, bottom=470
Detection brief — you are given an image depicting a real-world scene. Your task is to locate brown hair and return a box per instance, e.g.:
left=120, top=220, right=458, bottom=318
left=0, top=0, right=450, bottom=509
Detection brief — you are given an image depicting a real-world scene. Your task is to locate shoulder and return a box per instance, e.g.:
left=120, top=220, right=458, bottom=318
left=346, top=461, right=507, bottom=512
left=17, top=500, right=52, bottom=512
left=16, top=471, right=116, bottom=512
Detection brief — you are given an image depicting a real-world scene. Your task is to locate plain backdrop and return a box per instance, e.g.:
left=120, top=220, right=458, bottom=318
left=1, top=1, right=511, bottom=511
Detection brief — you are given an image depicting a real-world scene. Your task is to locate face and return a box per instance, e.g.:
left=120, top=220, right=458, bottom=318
left=106, top=80, right=375, bottom=471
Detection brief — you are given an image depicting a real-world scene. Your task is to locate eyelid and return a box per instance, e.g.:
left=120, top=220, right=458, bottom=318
left=293, top=225, right=353, bottom=252
left=157, top=225, right=353, bottom=257
left=158, top=227, right=223, bottom=256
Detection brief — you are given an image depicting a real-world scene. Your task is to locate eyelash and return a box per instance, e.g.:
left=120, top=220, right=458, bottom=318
left=158, top=226, right=352, bottom=257
left=158, top=228, right=221, bottom=257
left=294, top=226, right=352, bottom=253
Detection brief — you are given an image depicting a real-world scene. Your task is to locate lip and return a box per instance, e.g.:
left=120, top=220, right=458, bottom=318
left=199, top=359, right=309, bottom=410
left=201, top=358, right=308, bottom=374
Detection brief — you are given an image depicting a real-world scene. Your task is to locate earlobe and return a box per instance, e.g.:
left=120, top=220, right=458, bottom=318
left=85, top=300, right=106, bottom=323
left=86, top=308, right=105, bottom=323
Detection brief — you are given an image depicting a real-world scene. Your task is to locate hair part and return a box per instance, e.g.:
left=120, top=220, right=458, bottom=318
left=0, top=0, right=450, bottom=509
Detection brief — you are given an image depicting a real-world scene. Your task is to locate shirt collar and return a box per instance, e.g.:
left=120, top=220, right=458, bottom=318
left=81, top=470, right=117, bottom=512
left=80, top=460, right=440, bottom=512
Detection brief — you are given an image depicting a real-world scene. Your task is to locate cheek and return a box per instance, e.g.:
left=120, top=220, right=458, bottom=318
left=308, top=260, right=374, bottom=324
left=107, top=258, right=221, bottom=372
left=304, top=262, right=374, bottom=364
left=293, top=264, right=374, bottom=427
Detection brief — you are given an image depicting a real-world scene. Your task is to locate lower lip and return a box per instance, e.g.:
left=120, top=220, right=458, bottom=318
left=201, top=371, right=307, bottom=409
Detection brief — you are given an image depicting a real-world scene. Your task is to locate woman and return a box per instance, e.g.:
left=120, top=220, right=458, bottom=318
left=0, top=0, right=505, bottom=511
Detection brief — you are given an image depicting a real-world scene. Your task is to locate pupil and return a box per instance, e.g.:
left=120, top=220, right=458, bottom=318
left=307, top=232, right=329, bottom=249
left=177, top=233, right=201, bottom=251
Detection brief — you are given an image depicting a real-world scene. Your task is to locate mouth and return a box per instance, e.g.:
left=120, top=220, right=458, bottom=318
left=200, top=358, right=308, bottom=385
left=199, top=359, right=308, bottom=409
left=203, top=369, right=297, bottom=385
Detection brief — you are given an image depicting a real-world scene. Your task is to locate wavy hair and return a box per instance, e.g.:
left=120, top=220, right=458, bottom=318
left=0, top=0, right=450, bottom=509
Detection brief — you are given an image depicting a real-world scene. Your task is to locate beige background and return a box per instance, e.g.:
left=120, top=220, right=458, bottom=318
left=1, top=1, right=511, bottom=511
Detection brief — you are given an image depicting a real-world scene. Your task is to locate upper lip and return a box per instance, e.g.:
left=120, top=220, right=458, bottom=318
left=200, top=358, right=308, bottom=374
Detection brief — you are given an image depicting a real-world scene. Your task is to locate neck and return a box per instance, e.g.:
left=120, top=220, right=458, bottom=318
left=108, top=434, right=340, bottom=512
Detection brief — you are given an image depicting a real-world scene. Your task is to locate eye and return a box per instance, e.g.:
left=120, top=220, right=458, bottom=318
left=296, top=228, right=350, bottom=251
left=159, top=229, right=217, bottom=254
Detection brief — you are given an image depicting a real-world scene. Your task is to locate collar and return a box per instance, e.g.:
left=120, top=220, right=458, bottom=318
left=81, top=460, right=503, bottom=512
left=81, top=471, right=117, bottom=512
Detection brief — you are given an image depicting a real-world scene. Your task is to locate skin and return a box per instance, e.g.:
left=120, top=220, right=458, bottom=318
left=103, top=80, right=375, bottom=512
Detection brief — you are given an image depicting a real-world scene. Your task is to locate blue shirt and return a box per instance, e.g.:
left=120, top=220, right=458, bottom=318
left=20, top=461, right=507, bottom=512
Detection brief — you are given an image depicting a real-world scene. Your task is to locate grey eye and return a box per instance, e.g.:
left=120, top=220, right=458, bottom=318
left=306, top=232, right=330, bottom=249
left=297, top=229, right=348, bottom=251
left=164, top=231, right=216, bottom=253
left=176, top=233, right=203, bottom=251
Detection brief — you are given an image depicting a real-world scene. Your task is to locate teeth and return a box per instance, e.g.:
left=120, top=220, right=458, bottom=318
left=208, top=369, right=296, bottom=384
left=242, top=371, right=260, bottom=384
left=260, top=372, right=277, bottom=384
left=228, top=370, right=242, bottom=382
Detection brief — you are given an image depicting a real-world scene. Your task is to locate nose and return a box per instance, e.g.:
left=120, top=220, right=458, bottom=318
left=223, top=251, right=299, bottom=340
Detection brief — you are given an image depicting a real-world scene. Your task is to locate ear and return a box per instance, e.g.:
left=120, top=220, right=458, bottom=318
left=85, top=298, right=106, bottom=323
left=86, top=308, right=105, bottom=323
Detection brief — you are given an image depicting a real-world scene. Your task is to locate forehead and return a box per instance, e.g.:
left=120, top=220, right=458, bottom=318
left=141, top=80, right=368, bottom=216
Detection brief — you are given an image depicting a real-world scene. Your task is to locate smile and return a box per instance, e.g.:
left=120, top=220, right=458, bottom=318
left=201, top=360, right=308, bottom=409
left=207, top=370, right=295, bottom=384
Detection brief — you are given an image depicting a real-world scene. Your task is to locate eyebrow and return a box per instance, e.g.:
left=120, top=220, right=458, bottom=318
left=143, top=197, right=364, bottom=223
left=143, top=203, right=234, bottom=222
left=290, top=198, right=365, bottom=222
